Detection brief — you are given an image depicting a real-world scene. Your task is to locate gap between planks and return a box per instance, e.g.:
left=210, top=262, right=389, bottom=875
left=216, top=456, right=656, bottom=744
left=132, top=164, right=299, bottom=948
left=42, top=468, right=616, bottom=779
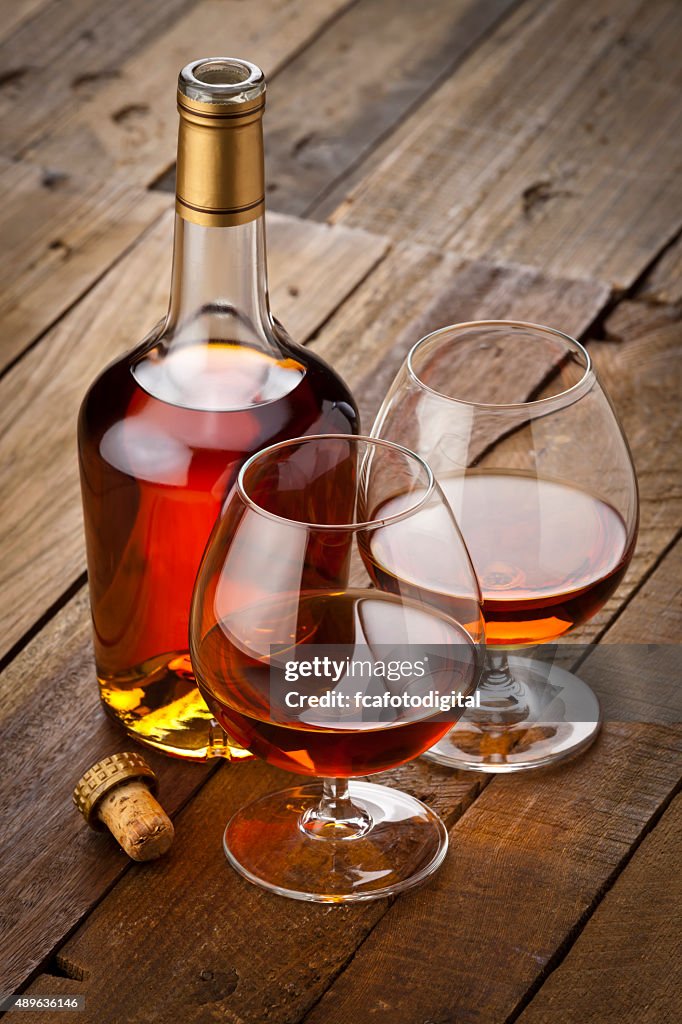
left=513, top=791, right=682, bottom=1024
left=0, top=0, right=359, bottom=374
left=0, top=156, right=169, bottom=375
left=2, top=252, right=678, bottom=1006
left=330, top=0, right=682, bottom=293
left=0, top=209, right=389, bottom=665
left=14, top=542, right=681, bottom=1024
left=0, top=244, right=607, bottom=996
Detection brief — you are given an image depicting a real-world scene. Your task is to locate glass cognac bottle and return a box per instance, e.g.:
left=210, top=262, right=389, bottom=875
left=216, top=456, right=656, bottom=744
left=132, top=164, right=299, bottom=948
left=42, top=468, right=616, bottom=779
left=77, top=58, right=358, bottom=760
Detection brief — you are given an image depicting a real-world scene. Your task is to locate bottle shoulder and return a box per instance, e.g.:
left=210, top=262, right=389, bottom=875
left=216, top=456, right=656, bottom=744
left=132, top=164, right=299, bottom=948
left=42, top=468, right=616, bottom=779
left=78, top=314, right=358, bottom=450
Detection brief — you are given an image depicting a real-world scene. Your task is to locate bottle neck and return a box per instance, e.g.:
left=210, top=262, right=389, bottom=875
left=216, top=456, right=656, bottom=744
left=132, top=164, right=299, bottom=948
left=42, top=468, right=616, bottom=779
left=165, top=213, right=273, bottom=348
left=132, top=59, right=307, bottom=412
left=166, top=79, right=274, bottom=350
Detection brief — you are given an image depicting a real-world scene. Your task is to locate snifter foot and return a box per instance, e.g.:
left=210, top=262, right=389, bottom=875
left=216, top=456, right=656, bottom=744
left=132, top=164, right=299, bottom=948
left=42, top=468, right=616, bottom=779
left=223, top=780, right=448, bottom=902
left=422, top=657, right=601, bottom=773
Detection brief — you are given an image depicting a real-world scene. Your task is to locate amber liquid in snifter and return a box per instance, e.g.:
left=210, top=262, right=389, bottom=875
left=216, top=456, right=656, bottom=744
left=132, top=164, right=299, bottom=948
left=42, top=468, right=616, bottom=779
left=77, top=59, right=357, bottom=759
left=367, top=471, right=634, bottom=645
left=193, top=589, right=478, bottom=777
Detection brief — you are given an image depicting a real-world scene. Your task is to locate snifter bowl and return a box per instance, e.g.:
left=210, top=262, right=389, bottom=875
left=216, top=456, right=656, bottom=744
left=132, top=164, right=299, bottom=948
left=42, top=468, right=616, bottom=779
left=190, top=435, right=484, bottom=901
left=371, top=321, right=638, bottom=772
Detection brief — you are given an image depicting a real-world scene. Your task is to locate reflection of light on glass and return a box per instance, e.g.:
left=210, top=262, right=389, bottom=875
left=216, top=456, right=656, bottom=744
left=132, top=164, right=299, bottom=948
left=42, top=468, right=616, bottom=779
left=133, top=343, right=305, bottom=412
left=100, top=419, right=192, bottom=485
left=215, top=513, right=308, bottom=658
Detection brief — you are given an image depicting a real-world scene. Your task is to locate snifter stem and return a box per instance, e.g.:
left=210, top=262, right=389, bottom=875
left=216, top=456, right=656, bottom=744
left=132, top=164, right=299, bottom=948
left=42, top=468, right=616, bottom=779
left=299, top=778, right=373, bottom=841
left=474, top=651, right=531, bottom=728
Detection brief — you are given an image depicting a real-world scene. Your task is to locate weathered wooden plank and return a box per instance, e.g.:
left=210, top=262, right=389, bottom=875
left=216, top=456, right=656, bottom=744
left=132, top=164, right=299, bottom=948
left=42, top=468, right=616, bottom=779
left=10, top=638, right=483, bottom=1015
left=0, top=0, right=53, bottom=41
left=572, top=301, right=682, bottom=640
left=516, top=792, right=682, bottom=1024
left=17, top=545, right=681, bottom=1023
left=0, top=0, right=194, bottom=157
left=0, top=589, right=214, bottom=995
left=638, top=232, right=682, bottom=306
left=0, top=210, right=387, bottom=662
left=579, top=541, right=681, bottom=726
left=309, top=253, right=681, bottom=641
left=333, top=0, right=682, bottom=290
left=22, top=0, right=354, bottom=184
left=310, top=244, right=609, bottom=425
left=294, top=556, right=682, bottom=1024
left=261, top=0, right=519, bottom=216
left=602, top=539, right=681, bottom=645
left=267, top=216, right=388, bottom=342
left=0, top=581, right=483, bottom=998
left=0, top=157, right=168, bottom=372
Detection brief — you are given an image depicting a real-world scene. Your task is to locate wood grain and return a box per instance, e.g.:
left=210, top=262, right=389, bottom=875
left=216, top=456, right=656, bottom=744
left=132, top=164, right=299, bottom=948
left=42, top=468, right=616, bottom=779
left=17, top=545, right=681, bottom=1022
left=573, top=301, right=682, bottom=640
left=261, top=0, right=518, bottom=216
left=0, top=210, right=387, bottom=662
left=0, top=157, right=168, bottom=372
left=334, top=0, right=682, bottom=290
left=22, top=0, right=355, bottom=185
left=579, top=541, right=682, bottom=726
left=0, top=589, right=214, bottom=995
left=309, top=252, right=681, bottom=642
left=311, top=243, right=610, bottom=425
left=0, top=0, right=52, bottom=41
left=0, top=0, right=194, bottom=157
left=603, top=539, right=681, bottom=645
left=516, top=792, right=682, bottom=1024
left=638, top=232, right=682, bottom=306
left=297, top=552, right=682, bottom=1024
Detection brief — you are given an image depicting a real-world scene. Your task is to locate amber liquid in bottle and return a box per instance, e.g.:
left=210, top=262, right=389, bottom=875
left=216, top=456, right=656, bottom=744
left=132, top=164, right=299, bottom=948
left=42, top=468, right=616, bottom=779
left=77, top=59, right=358, bottom=759
left=367, top=472, right=634, bottom=645
left=192, top=589, right=478, bottom=777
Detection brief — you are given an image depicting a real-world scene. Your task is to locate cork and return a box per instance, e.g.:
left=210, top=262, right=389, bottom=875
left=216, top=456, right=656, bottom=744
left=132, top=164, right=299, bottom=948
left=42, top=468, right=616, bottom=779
left=73, top=752, right=174, bottom=862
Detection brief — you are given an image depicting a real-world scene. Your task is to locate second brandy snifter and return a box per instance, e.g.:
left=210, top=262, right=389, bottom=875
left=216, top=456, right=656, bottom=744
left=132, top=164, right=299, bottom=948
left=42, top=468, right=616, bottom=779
left=190, top=435, right=484, bottom=902
left=371, top=320, right=638, bottom=772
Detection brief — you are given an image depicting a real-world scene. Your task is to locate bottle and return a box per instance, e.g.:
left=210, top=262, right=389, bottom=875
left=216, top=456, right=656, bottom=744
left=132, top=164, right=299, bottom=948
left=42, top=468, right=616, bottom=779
left=77, top=58, right=359, bottom=760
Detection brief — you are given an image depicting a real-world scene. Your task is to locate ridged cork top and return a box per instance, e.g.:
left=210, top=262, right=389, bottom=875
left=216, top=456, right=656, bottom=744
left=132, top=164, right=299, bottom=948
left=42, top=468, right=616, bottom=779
left=73, top=752, right=158, bottom=830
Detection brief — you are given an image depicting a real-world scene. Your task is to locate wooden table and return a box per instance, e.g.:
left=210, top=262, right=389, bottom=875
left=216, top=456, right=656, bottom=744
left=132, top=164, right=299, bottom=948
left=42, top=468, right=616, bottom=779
left=1, top=1, right=680, bottom=1021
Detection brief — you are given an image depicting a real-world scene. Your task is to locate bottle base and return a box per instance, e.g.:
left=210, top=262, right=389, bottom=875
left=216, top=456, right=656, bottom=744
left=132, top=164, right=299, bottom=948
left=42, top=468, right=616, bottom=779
left=99, top=651, right=250, bottom=762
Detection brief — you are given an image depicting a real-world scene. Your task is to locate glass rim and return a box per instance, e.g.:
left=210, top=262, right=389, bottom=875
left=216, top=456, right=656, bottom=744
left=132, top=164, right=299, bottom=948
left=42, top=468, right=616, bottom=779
left=236, top=433, right=437, bottom=531
left=406, top=319, right=594, bottom=410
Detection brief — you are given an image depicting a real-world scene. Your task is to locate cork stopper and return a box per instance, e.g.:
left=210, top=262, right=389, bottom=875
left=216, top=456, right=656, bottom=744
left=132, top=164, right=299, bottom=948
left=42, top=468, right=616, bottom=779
left=73, top=752, right=174, bottom=862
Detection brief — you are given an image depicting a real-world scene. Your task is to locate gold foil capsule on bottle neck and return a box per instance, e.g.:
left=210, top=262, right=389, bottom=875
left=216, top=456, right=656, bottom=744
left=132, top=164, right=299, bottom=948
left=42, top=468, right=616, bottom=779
left=175, top=57, right=266, bottom=227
